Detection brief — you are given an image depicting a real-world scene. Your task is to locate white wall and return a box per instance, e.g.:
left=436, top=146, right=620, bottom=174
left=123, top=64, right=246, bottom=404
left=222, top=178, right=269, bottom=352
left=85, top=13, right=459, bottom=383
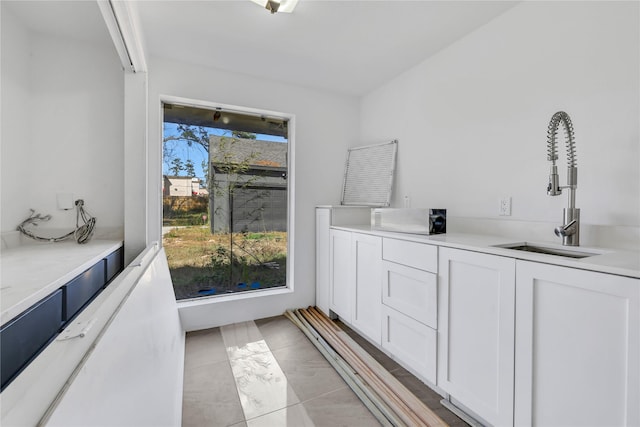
left=148, top=57, right=360, bottom=329
left=28, top=34, right=125, bottom=235
left=124, top=71, right=149, bottom=264
left=360, top=1, right=639, bottom=245
left=0, top=10, right=125, bottom=238
left=1, top=6, right=32, bottom=233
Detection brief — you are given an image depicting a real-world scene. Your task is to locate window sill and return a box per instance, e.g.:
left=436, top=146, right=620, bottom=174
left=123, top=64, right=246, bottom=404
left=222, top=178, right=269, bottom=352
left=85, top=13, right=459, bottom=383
left=175, top=286, right=293, bottom=308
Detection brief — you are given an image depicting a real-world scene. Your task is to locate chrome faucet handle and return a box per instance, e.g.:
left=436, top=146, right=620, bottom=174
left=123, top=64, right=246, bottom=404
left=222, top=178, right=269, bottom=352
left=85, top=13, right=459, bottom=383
left=554, top=219, right=577, bottom=238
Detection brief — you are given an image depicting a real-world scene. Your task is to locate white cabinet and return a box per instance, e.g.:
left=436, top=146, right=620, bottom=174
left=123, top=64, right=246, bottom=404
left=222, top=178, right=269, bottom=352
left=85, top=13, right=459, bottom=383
left=315, top=208, right=332, bottom=315
left=320, top=223, right=640, bottom=426
left=438, top=247, right=516, bottom=427
left=328, top=229, right=382, bottom=344
left=329, top=228, right=353, bottom=321
left=316, top=206, right=370, bottom=316
left=329, top=231, right=439, bottom=375
left=351, top=233, right=382, bottom=344
left=381, top=237, right=438, bottom=384
left=514, top=261, right=640, bottom=427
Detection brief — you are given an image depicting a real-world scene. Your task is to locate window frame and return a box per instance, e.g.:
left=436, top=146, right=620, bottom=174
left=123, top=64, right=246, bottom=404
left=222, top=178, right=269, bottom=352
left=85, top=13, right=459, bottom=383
left=158, top=95, right=296, bottom=302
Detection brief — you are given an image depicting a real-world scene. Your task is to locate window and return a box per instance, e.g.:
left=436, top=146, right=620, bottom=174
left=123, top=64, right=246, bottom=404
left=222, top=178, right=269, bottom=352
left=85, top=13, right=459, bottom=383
left=161, top=101, right=290, bottom=300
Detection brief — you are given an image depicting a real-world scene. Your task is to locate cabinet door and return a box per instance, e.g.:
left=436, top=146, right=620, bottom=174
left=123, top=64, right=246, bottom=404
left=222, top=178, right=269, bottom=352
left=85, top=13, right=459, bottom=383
left=438, top=248, right=515, bottom=426
left=63, top=260, right=106, bottom=322
left=351, top=233, right=382, bottom=344
left=382, top=260, right=437, bottom=329
left=329, top=229, right=353, bottom=321
left=515, top=261, right=640, bottom=427
left=0, top=289, right=63, bottom=391
left=381, top=304, right=437, bottom=384
left=105, top=247, right=124, bottom=283
left=315, top=208, right=331, bottom=315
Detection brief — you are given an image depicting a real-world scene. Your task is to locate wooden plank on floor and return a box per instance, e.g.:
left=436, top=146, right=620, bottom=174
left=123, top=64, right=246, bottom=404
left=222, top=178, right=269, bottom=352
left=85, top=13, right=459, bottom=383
left=297, top=307, right=449, bottom=427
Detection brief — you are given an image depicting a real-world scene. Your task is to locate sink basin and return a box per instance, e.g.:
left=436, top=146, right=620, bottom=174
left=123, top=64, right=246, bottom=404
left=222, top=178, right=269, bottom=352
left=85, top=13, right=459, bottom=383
left=493, top=242, right=598, bottom=259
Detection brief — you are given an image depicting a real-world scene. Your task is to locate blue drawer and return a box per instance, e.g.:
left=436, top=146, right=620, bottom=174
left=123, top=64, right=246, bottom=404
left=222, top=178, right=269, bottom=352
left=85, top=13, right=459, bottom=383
left=0, top=289, right=63, bottom=391
left=62, top=261, right=106, bottom=322
left=105, top=247, right=123, bottom=283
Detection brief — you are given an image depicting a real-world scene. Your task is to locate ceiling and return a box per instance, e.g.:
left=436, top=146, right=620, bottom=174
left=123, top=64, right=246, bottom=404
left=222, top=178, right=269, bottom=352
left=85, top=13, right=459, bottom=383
left=3, top=0, right=518, bottom=97
left=136, top=0, right=517, bottom=96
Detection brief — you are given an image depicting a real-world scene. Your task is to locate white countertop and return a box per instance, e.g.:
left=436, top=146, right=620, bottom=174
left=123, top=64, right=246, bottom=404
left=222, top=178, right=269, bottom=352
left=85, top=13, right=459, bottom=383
left=332, top=225, right=640, bottom=279
left=1, top=239, right=123, bottom=326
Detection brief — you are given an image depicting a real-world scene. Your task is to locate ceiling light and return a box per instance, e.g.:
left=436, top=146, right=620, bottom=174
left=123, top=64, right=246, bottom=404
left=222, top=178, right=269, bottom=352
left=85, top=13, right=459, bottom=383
left=266, top=0, right=279, bottom=14
left=251, top=0, right=298, bottom=14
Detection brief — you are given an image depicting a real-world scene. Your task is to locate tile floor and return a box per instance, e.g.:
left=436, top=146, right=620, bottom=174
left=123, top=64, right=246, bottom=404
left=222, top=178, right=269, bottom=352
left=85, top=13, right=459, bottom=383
left=182, top=315, right=468, bottom=426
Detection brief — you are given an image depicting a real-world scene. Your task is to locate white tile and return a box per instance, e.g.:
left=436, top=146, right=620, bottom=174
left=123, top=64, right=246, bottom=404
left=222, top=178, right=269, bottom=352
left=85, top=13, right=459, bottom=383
left=222, top=320, right=302, bottom=420
left=230, top=350, right=301, bottom=420
left=221, top=321, right=270, bottom=359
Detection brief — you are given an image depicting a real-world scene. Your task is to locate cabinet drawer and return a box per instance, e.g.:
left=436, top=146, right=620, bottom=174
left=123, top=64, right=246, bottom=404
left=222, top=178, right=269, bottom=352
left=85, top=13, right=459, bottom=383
left=382, top=238, right=437, bottom=273
left=382, top=261, right=437, bottom=328
left=1, top=289, right=63, bottom=391
left=381, top=305, right=436, bottom=384
left=63, top=261, right=106, bottom=321
left=105, top=247, right=123, bottom=283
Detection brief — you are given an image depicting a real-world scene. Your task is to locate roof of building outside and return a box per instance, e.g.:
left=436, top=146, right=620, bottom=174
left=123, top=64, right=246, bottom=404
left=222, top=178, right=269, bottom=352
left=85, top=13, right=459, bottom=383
left=210, top=136, right=287, bottom=168
left=164, top=175, right=197, bottom=180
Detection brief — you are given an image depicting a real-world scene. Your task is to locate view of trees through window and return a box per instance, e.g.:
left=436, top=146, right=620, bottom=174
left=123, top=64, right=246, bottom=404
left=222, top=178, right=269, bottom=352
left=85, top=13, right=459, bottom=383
left=162, top=103, right=288, bottom=300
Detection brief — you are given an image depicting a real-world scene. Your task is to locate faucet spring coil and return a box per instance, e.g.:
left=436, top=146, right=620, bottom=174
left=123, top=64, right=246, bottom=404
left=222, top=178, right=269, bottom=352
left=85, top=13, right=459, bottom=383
left=546, top=111, right=577, bottom=168
left=547, top=128, right=559, bottom=161
left=565, top=127, right=577, bottom=168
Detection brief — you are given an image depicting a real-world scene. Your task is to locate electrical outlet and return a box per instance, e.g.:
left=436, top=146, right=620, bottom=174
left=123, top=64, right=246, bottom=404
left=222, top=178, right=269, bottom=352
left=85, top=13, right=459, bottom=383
left=499, top=196, right=512, bottom=216
left=57, top=193, right=74, bottom=210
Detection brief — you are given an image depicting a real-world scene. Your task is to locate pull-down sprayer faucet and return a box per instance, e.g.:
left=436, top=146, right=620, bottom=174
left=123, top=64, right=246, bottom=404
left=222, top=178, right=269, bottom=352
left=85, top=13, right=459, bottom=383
left=546, top=111, right=579, bottom=246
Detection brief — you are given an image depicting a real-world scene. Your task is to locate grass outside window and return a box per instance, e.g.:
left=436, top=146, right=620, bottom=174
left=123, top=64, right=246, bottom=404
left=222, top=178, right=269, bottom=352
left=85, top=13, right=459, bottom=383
left=163, top=226, right=287, bottom=300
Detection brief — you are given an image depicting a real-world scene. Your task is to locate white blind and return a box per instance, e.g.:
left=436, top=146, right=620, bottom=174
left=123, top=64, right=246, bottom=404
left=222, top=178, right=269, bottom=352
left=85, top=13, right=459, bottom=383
left=341, top=140, right=397, bottom=207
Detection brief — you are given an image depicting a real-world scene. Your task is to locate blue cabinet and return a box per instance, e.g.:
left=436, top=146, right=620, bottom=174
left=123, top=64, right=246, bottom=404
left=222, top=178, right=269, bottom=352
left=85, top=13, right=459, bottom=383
left=62, top=261, right=106, bottom=322
left=105, top=247, right=123, bottom=284
left=1, top=289, right=63, bottom=391
left=63, top=247, right=124, bottom=322
left=0, top=246, right=123, bottom=391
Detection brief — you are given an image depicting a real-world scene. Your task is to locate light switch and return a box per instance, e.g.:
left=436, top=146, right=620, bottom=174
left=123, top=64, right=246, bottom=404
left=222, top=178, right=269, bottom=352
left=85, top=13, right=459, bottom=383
left=57, top=193, right=74, bottom=210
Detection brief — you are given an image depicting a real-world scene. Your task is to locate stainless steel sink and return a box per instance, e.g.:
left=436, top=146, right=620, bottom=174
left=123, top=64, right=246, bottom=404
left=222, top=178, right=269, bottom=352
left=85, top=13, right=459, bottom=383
left=493, top=242, right=598, bottom=259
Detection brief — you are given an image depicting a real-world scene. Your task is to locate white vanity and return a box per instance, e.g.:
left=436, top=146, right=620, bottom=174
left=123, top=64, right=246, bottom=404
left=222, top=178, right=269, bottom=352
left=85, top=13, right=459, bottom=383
left=315, top=206, right=640, bottom=426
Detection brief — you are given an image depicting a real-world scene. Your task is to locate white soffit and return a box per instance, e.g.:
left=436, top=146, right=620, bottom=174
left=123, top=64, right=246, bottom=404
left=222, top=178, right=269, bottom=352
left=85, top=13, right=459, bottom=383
left=98, top=0, right=148, bottom=72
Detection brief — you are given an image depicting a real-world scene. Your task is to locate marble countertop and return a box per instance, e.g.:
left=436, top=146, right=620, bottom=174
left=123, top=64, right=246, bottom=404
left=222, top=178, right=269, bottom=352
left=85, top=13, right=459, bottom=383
left=1, top=239, right=123, bottom=326
left=332, top=225, right=640, bottom=279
